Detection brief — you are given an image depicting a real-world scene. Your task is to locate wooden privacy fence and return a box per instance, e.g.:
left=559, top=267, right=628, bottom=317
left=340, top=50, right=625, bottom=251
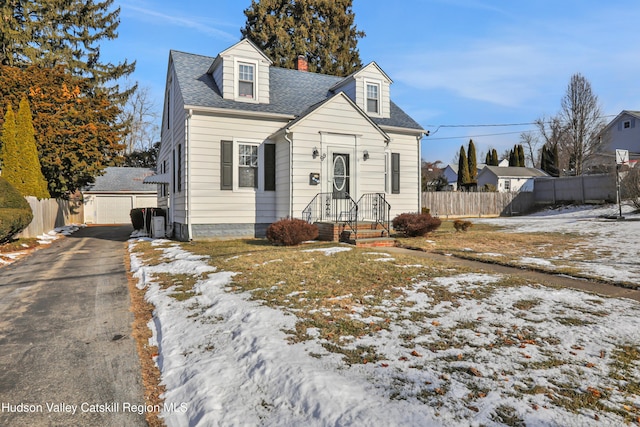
left=422, top=191, right=536, bottom=218
left=17, top=197, right=84, bottom=238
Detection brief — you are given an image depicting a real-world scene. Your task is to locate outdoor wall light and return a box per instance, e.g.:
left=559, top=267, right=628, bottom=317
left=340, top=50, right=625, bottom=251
left=312, top=147, right=319, bottom=159
left=363, top=150, right=370, bottom=161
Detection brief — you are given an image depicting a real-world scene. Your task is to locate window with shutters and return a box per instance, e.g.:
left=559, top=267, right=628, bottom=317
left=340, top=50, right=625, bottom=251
left=220, top=141, right=275, bottom=192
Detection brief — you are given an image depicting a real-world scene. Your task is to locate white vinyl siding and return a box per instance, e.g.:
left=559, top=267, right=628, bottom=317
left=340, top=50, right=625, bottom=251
left=286, top=94, right=391, bottom=217
left=210, top=40, right=270, bottom=103
left=185, top=114, right=283, bottom=225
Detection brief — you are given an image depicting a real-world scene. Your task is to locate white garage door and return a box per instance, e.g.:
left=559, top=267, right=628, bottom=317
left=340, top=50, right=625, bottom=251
left=134, top=196, right=158, bottom=208
left=96, top=196, right=133, bottom=224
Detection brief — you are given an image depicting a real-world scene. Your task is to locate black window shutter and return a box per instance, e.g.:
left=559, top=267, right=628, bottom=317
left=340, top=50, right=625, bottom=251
left=264, top=144, right=276, bottom=191
left=391, top=153, right=400, bottom=194
left=221, top=140, right=233, bottom=190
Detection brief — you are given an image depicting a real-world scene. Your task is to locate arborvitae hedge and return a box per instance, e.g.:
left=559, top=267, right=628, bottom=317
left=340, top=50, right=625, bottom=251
left=0, top=177, right=33, bottom=243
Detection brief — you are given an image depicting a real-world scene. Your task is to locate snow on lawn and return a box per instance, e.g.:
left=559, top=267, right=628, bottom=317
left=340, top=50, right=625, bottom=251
left=475, top=204, right=640, bottom=286
left=0, top=224, right=84, bottom=266
left=129, top=218, right=640, bottom=426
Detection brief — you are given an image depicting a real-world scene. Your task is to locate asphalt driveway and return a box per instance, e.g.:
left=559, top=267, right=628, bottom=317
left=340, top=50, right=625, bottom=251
left=0, top=225, right=146, bottom=426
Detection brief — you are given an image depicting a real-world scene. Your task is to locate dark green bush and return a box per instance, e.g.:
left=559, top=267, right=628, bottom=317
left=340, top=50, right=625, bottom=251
left=266, top=218, right=319, bottom=246
left=0, top=177, right=33, bottom=243
left=130, top=207, right=166, bottom=231
left=392, top=212, right=442, bottom=237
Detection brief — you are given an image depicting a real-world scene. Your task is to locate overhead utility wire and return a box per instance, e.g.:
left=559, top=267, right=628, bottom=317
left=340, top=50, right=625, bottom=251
left=425, top=114, right=617, bottom=140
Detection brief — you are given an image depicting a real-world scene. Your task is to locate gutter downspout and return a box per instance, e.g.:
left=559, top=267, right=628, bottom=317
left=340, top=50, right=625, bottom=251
left=417, top=132, right=425, bottom=213
left=284, top=128, right=294, bottom=218
left=186, top=109, right=193, bottom=241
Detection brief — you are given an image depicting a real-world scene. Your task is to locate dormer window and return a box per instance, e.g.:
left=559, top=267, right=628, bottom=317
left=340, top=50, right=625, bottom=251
left=366, top=82, right=379, bottom=114
left=238, top=63, right=255, bottom=99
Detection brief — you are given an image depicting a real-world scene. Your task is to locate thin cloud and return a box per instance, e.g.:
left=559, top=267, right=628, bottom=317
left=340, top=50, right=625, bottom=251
left=120, top=3, right=238, bottom=42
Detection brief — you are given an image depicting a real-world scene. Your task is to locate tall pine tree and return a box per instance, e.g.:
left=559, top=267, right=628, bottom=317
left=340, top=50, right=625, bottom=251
left=467, top=139, right=477, bottom=184
left=0, top=65, right=125, bottom=197
left=457, top=145, right=470, bottom=191
left=0, top=0, right=135, bottom=104
left=241, top=0, right=365, bottom=76
left=491, top=148, right=499, bottom=166
left=16, top=97, right=49, bottom=198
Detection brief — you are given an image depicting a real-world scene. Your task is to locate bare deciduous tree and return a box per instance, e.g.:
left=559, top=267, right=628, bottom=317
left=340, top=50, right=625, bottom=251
left=519, top=131, right=541, bottom=168
left=558, top=73, right=606, bottom=175
left=121, top=85, right=159, bottom=153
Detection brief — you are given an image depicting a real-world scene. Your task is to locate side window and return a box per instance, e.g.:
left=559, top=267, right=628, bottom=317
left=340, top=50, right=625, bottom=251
left=177, top=144, right=182, bottom=192
left=238, top=143, right=258, bottom=188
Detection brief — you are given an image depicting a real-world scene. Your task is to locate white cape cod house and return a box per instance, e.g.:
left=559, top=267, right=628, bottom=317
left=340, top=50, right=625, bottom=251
left=147, top=39, right=427, bottom=241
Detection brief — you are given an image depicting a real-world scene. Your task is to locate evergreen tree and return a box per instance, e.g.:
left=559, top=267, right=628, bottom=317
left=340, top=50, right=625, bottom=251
left=16, top=97, right=49, bottom=198
left=509, top=149, right=516, bottom=166
left=491, top=148, right=499, bottom=166
left=540, top=143, right=560, bottom=177
left=0, top=0, right=135, bottom=104
left=241, top=0, right=365, bottom=76
left=457, top=145, right=470, bottom=191
left=467, top=139, right=477, bottom=184
left=0, top=64, right=125, bottom=197
left=485, top=152, right=491, bottom=165
left=517, top=144, right=526, bottom=167
left=0, top=105, right=21, bottom=192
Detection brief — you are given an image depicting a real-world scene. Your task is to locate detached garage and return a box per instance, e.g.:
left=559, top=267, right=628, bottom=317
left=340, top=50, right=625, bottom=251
left=82, top=167, right=157, bottom=224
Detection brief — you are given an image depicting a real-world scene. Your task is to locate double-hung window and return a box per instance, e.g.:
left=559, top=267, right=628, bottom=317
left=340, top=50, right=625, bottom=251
left=238, top=143, right=258, bottom=188
left=366, top=82, right=380, bottom=114
left=238, top=63, right=255, bottom=99
left=221, top=141, right=275, bottom=191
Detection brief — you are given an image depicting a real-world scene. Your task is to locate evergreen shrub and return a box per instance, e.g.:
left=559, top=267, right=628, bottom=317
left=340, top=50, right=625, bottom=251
left=392, top=212, right=442, bottom=237
left=0, top=177, right=33, bottom=243
left=266, top=218, right=319, bottom=246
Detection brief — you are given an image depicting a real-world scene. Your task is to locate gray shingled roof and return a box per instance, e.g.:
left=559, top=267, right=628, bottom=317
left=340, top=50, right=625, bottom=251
left=83, top=167, right=157, bottom=193
left=171, top=50, right=424, bottom=131
left=481, top=166, right=548, bottom=178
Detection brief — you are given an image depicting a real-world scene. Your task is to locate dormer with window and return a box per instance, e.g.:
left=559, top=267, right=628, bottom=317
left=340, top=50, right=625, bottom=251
left=208, top=39, right=272, bottom=104
left=330, top=62, right=392, bottom=119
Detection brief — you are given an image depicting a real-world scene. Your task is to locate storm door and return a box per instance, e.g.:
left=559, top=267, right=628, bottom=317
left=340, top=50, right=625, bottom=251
left=332, top=153, right=350, bottom=199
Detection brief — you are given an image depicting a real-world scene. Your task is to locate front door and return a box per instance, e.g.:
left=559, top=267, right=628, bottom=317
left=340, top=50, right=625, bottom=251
left=332, top=153, right=350, bottom=199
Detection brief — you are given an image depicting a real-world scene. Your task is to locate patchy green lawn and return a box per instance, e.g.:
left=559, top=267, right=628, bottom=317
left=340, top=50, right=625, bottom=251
left=131, top=234, right=640, bottom=426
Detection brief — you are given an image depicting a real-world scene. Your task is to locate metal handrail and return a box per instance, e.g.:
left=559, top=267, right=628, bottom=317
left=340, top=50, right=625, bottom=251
left=356, top=193, right=391, bottom=237
left=302, top=192, right=358, bottom=238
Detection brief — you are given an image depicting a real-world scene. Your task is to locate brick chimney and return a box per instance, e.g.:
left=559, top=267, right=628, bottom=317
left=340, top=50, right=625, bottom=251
left=296, top=55, right=308, bottom=72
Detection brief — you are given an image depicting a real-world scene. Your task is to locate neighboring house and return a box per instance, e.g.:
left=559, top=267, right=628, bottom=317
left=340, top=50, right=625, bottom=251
left=441, top=163, right=490, bottom=191
left=83, top=167, right=157, bottom=224
left=477, top=166, right=548, bottom=192
left=147, top=39, right=427, bottom=241
left=589, top=110, right=640, bottom=172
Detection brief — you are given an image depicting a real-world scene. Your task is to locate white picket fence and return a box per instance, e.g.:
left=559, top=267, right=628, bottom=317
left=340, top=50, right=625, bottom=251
left=17, top=197, right=84, bottom=238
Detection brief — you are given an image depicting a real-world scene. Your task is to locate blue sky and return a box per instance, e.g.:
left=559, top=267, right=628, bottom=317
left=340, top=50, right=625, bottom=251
left=104, top=0, right=640, bottom=165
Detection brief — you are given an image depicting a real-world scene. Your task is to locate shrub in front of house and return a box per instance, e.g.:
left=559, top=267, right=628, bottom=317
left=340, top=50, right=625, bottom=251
left=0, top=177, right=34, bottom=243
left=130, top=207, right=166, bottom=231
left=266, top=218, right=319, bottom=246
left=392, top=212, right=442, bottom=237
